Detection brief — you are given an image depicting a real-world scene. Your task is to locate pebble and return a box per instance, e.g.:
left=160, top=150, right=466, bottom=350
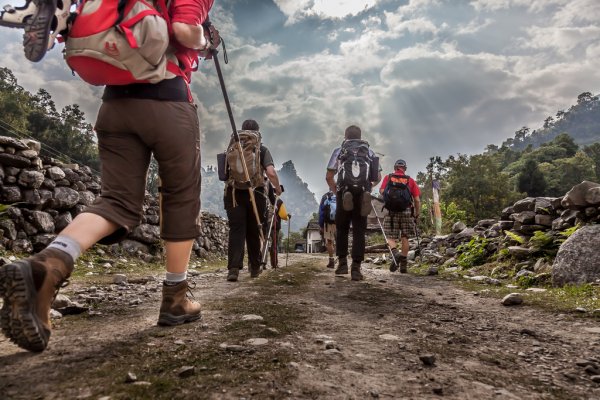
left=501, top=293, right=523, bottom=306
left=575, top=307, right=588, bottom=313
left=379, top=334, right=400, bottom=341
left=288, top=362, right=300, bottom=369
left=219, top=343, right=246, bottom=352
left=419, top=354, right=436, bottom=366
left=432, top=386, right=443, bottom=395
left=525, top=288, right=547, bottom=293
left=246, top=338, right=269, bottom=346
left=113, top=274, right=127, bottom=285
left=177, top=366, right=195, bottom=378
left=324, top=348, right=342, bottom=355
left=132, top=381, right=151, bottom=386
left=125, top=372, right=137, bottom=383
left=50, top=309, right=62, bottom=319
left=241, top=314, right=264, bottom=321
left=52, top=294, right=72, bottom=309
left=591, top=375, right=600, bottom=383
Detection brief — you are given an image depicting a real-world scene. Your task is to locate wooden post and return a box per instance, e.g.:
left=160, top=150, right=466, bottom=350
left=432, top=179, right=442, bottom=235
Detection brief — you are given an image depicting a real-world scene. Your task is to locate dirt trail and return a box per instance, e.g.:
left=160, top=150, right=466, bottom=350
left=1, top=254, right=599, bottom=399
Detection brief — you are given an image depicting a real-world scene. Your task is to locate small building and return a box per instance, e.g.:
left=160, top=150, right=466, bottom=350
left=305, top=220, right=323, bottom=253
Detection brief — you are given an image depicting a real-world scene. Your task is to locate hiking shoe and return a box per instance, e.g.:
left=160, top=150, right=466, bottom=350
left=334, top=258, right=348, bottom=275
left=226, top=268, right=239, bottom=282
left=342, top=191, right=353, bottom=211
left=23, top=0, right=58, bottom=62
left=157, top=280, right=202, bottom=326
left=326, top=258, right=335, bottom=269
left=360, top=191, right=372, bottom=217
left=250, top=266, right=261, bottom=278
left=0, top=248, right=73, bottom=352
left=390, top=249, right=401, bottom=272
left=350, top=262, right=364, bottom=281
left=400, top=257, right=408, bottom=274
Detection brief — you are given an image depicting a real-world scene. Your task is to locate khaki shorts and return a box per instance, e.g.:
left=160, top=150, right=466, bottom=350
left=88, top=98, right=201, bottom=244
left=323, top=223, right=336, bottom=242
left=384, top=210, right=415, bottom=239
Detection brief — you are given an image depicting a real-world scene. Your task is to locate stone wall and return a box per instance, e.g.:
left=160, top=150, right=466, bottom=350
left=416, top=181, right=600, bottom=287
left=0, top=136, right=228, bottom=259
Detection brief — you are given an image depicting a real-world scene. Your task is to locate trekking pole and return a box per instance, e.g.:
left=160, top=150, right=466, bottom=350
left=203, top=18, right=265, bottom=247
left=370, top=195, right=398, bottom=269
left=286, top=214, right=292, bottom=267
left=260, top=195, right=280, bottom=268
left=414, top=215, right=423, bottom=264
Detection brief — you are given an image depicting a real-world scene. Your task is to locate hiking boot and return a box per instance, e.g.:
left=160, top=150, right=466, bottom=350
left=157, top=280, right=202, bottom=326
left=23, top=0, right=59, bottom=62
left=250, top=266, right=261, bottom=278
left=326, top=257, right=335, bottom=269
left=226, top=268, right=239, bottom=282
left=350, top=262, right=364, bottom=281
left=360, top=191, right=372, bottom=217
left=334, top=258, right=348, bottom=275
left=390, top=249, right=400, bottom=272
left=0, top=248, right=73, bottom=352
left=342, top=191, right=353, bottom=211
left=399, top=257, right=408, bottom=274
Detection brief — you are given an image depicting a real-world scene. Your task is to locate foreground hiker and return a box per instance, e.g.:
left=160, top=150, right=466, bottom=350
left=318, top=191, right=337, bottom=268
left=379, top=159, right=421, bottom=273
left=0, top=0, right=215, bottom=353
left=326, top=125, right=381, bottom=281
left=223, top=119, right=282, bottom=282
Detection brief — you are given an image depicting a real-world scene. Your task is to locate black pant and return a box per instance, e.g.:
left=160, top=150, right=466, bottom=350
left=224, top=186, right=267, bottom=270
left=335, top=191, right=367, bottom=263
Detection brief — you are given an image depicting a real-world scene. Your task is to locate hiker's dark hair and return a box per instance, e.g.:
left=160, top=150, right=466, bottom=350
left=344, top=125, right=361, bottom=140
left=242, top=119, right=259, bottom=131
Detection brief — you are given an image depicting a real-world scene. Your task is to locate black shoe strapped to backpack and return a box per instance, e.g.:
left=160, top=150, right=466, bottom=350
left=360, top=191, right=372, bottom=217
left=342, top=191, right=353, bottom=211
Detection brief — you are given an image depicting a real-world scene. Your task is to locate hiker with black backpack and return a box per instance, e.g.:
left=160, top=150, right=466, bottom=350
left=318, top=191, right=337, bottom=269
left=0, top=0, right=216, bottom=353
left=222, top=119, right=283, bottom=282
left=326, top=125, right=381, bottom=281
left=379, top=159, right=421, bottom=273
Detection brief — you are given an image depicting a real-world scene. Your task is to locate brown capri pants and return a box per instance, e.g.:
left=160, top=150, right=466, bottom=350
left=88, top=98, right=201, bottom=244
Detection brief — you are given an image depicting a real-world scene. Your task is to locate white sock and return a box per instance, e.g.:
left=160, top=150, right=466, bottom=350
left=46, top=235, right=82, bottom=261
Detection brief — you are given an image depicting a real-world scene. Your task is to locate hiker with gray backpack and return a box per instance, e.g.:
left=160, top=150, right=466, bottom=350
left=379, top=159, right=421, bottom=273
left=0, top=0, right=216, bottom=353
left=220, top=119, right=283, bottom=282
left=325, top=125, right=381, bottom=281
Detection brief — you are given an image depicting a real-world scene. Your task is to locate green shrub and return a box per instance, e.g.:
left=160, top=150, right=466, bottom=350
left=528, top=231, right=557, bottom=256
left=456, top=236, right=488, bottom=269
left=505, top=230, right=526, bottom=245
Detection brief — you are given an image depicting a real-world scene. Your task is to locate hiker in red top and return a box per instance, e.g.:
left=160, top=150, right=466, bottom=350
left=0, top=0, right=215, bottom=353
left=379, top=159, right=421, bottom=273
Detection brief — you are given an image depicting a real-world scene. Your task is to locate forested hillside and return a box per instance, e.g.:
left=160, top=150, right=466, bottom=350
left=0, top=68, right=98, bottom=169
left=418, top=92, right=600, bottom=229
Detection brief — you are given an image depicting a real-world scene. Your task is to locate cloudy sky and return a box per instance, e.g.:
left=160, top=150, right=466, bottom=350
left=0, top=0, right=599, bottom=199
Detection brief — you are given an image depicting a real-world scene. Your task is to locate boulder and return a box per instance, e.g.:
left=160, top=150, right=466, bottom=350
left=129, top=224, right=160, bottom=245
left=452, top=221, right=466, bottom=233
left=455, top=227, right=475, bottom=241
left=30, top=211, right=55, bottom=233
left=52, top=187, right=80, bottom=209
left=534, top=197, right=555, bottom=214
left=534, top=214, right=553, bottom=227
left=508, top=246, right=531, bottom=260
left=0, top=153, right=30, bottom=168
left=1, top=186, right=22, bottom=202
left=46, top=166, right=66, bottom=181
left=552, top=225, right=600, bottom=286
left=0, top=136, right=29, bottom=150
left=561, top=181, right=600, bottom=209
left=511, top=211, right=536, bottom=224
left=513, top=197, right=536, bottom=212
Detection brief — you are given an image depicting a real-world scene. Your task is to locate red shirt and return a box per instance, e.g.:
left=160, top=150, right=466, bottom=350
left=380, top=170, right=421, bottom=198
left=169, top=0, right=214, bottom=80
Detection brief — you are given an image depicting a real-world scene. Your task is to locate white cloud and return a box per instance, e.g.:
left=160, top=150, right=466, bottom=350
left=273, top=0, right=380, bottom=24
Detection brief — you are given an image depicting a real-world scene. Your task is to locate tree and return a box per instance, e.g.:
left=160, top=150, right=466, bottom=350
left=583, top=142, right=600, bottom=180
left=552, top=133, right=578, bottom=157
left=443, top=154, right=519, bottom=224
left=517, top=159, right=546, bottom=196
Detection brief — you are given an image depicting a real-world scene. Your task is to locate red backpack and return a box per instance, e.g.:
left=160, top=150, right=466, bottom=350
left=64, top=0, right=186, bottom=86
